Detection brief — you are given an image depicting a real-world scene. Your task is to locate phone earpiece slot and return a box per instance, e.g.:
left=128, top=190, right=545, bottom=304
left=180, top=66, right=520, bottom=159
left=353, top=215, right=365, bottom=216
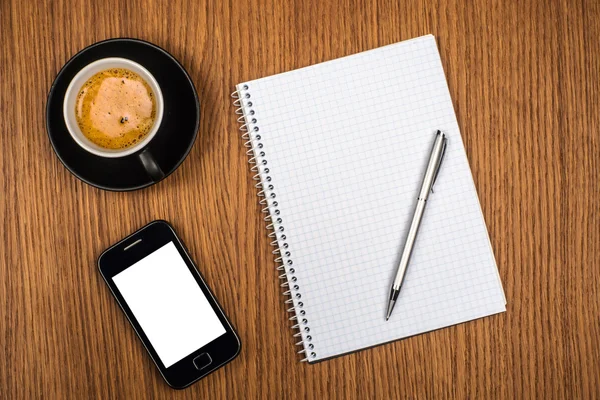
left=123, top=239, right=143, bottom=251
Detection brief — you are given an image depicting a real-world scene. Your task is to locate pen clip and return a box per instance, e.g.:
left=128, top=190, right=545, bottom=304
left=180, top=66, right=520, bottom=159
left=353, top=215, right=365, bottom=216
left=430, top=134, right=447, bottom=194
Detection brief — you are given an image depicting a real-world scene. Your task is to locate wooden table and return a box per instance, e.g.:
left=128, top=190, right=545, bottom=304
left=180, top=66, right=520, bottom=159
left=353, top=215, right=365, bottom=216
left=2, top=0, right=599, bottom=398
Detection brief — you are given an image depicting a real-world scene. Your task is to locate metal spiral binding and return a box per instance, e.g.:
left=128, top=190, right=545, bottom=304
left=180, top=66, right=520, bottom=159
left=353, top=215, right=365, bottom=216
left=231, top=85, right=316, bottom=362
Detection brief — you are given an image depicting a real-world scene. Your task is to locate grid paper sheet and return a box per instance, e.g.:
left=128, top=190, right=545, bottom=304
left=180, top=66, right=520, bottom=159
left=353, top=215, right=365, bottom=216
left=237, top=35, right=506, bottom=362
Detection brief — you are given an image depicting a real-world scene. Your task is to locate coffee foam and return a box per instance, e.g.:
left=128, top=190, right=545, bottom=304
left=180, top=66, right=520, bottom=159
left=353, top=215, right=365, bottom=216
left=75, top=68, right=156, bottom=150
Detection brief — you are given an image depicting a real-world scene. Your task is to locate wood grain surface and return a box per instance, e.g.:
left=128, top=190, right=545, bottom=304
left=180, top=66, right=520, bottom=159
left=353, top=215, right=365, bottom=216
left=1, top=0, right=599, bottom=398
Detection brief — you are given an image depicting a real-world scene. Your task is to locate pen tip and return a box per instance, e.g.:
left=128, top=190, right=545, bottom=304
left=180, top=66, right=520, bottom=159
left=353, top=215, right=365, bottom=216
left=386, top=299, right=396, bottom=321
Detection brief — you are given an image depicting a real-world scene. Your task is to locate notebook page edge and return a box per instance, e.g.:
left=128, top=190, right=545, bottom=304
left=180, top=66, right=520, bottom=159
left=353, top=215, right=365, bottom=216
left=425, top=43, right=507, bottom=305
left=237, top=34, right=435, bottom=87
left=309, top=307, right=506, bottom=362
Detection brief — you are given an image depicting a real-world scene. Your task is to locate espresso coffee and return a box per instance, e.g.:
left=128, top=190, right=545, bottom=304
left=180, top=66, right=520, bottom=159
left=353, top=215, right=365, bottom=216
left=75, top=68, right=156, bottom=149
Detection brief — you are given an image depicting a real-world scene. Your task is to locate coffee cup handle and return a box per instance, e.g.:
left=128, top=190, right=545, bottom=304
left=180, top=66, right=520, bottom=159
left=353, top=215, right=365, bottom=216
left=138, top=148, right=165, bottom=182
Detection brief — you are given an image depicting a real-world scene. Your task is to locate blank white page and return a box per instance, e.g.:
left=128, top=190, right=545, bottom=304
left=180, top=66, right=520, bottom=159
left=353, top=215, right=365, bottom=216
left=236, top=34, right=506, bottom=362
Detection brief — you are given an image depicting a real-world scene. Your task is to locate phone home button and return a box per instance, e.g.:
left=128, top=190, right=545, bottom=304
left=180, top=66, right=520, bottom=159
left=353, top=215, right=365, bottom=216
left=193, top=353, right=212, bottom=370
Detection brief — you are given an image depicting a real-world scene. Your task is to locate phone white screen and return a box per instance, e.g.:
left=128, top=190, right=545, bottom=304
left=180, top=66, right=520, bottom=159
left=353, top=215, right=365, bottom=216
left=113, top=241, right=226, bottom=368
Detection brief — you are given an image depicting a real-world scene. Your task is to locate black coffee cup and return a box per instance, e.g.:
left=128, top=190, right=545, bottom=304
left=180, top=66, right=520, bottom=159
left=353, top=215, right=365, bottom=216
left=62, top=57, right=165, bottom=181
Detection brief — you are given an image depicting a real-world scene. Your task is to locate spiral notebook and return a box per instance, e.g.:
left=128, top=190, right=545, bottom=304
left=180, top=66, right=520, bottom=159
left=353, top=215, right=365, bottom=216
left=232, top=34, right=506, bottom=362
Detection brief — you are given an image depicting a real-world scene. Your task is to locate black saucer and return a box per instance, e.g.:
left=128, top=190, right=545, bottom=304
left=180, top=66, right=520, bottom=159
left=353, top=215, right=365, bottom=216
left=46, top=38, right=199, bottom=191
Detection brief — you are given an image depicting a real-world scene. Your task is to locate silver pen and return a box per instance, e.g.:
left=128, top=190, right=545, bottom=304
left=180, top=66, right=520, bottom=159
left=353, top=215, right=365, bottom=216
left=385, top=130, right=448, bottom=321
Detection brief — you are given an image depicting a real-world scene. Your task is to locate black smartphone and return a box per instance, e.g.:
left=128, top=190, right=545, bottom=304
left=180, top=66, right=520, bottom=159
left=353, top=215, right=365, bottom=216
left=98, top=220, right=240, bottom=389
